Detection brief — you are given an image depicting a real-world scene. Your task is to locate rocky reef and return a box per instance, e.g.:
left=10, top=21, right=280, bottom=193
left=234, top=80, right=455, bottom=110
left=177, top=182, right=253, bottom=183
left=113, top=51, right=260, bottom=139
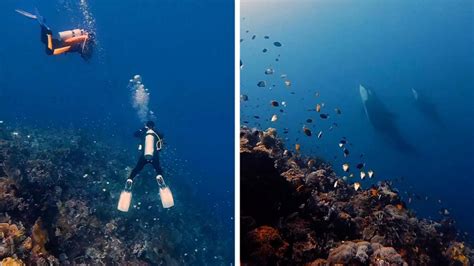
left=241, top=127, right=473, bottom=265
left=0, top=124, right=232, bottom=265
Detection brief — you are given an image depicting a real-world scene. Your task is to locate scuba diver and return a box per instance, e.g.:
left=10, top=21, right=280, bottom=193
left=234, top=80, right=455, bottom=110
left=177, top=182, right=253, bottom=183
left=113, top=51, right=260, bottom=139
left=117, top=121, right=175, bottom=212
left=15, top=9, right=95, bottom=60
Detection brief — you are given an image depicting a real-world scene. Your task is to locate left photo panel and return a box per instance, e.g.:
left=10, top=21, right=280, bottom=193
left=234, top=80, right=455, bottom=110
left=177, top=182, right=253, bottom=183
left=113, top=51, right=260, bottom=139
left=0, top=0, right=234, bottom=265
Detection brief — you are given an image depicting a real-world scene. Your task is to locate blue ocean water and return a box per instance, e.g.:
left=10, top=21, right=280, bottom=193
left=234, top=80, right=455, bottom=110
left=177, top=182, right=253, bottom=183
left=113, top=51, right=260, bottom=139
left=1, top=0, right=234, bottom=262
left=241, top=0, right=473, bottom=241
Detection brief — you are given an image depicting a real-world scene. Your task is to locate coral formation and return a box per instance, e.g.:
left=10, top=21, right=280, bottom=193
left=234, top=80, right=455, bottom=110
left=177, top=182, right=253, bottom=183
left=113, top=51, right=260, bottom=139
left=241, top=126, right=474, bottom=265
left=0, top=125, right=231, bottom=264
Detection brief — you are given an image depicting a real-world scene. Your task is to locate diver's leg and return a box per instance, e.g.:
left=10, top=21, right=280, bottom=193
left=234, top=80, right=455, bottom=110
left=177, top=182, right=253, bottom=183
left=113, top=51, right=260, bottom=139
left=152, top=158, right=163, bottom=176
left=118, top=157, right=147, bottom=212
left=153, top=158, right=174, bottom=208
left=152, top=158, right=166, bottom=187
left=40, top=25, right=55, bottom=55
left=129, top=156, right=147, bottom=180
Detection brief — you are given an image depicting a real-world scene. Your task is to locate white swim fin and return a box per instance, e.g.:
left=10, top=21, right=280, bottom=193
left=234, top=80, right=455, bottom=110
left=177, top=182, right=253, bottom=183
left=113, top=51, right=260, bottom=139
left=117, top=190, right=132, bottom=212
left=156, top=175, right=174, bottom=208
left=15, top=9, right=37, bottom=19
left=159, top=186, right=174, bottom=208
left=15, top=8, right=48, bottom=29
left=117, top=179, right=133, bottom=212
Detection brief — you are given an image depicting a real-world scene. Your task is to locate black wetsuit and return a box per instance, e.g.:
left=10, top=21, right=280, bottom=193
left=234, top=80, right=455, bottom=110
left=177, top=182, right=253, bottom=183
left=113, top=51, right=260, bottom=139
left=129, top=127, right=164, bottom=180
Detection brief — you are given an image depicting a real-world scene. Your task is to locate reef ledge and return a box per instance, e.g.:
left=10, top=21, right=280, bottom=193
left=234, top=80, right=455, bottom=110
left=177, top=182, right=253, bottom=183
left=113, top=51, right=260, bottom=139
left=240, top=126, right=473, bottom=266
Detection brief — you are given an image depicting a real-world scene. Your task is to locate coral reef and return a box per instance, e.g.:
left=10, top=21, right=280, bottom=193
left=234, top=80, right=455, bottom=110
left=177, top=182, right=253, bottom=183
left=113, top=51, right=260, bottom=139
left=241, top=126, right=473, bottom=265
left=0, top=124, right=232, bottom=264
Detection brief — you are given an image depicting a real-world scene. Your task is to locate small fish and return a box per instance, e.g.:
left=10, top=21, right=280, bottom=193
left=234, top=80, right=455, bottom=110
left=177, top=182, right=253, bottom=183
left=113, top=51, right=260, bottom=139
left=281, top=101, right=287, bottom=107
left=317, top=131, right=323, bottom=139
left=343, top=148, right=350, bottom=157
left=270, top=100, right=279, bottom=107
left=303, top=127, right=312, bottom=136
left=334, top=180, right=338, bottom=188
left=252, top=34, right=256, bottom=40
left=265, top=68, right=274, bottom=75
left=320, top=113, right=329, bottom=119
left=339, top=139, right=347, bottom=148
left=284, top=80, right=291, bottom=87
left=349, top=173, right=354, bottom=178
left=334, top=108, right=342, bottom=114
left=367, top=170, right=374, bottom=178
left=295, top=143, right=301, bottom=152
left=271, top=114, right=278, bottom=122
left=342, top=176, right=348, bottom=181
left=257, top=81, right=266, bottom=87
left=360, top=171, right=366, bottom=179
left=440, top=208, right=450, bottom=216
left=306, top=118, right=313, bottom=123
left=315, top=92, right=320, bottom=97
left=240, top=60, right=244, bottom=69
left=240, top=94, right=248, bottom=101
left=264, top=35, right=270, bottom=39
left=354, top=182, right=361, bottom=191
left=342, top=163, right=349, bottom=172
left=307, top=159, right=315, bottom=168
left=273, top=41, right=282, bottom=47
left=281, top=74, right=287, bottom=79
left=356, top=163, right=364, bottom=169
left=262, top=48, right=268, bottom=53
left=253, top=115, right=260, bottom=119
left=316, top=104, right=321, bottom=112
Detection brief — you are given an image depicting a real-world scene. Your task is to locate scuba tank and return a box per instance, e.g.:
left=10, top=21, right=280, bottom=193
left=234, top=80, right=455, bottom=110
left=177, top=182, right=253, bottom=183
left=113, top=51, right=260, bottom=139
left=58, top=29, right=86, bottom=41
left=144, top=129, right=162, bottom=159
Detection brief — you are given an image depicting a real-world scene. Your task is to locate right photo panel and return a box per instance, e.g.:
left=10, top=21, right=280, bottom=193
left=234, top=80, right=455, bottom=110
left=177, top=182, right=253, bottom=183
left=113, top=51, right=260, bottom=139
left=240, top=1, right=473, bottom=265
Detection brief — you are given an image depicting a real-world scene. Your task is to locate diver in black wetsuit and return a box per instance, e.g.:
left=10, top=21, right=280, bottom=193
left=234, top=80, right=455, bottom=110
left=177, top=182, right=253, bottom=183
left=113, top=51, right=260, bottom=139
left=117, top=121, right=174, bottom=212
left=129, top=121, right=164, bottom=180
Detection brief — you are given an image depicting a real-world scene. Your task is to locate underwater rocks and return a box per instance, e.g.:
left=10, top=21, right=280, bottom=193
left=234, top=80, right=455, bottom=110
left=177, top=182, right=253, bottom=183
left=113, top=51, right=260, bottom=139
left=240, top=126, right=473, bottom=265
left=0, top=125, right=231, bottom=265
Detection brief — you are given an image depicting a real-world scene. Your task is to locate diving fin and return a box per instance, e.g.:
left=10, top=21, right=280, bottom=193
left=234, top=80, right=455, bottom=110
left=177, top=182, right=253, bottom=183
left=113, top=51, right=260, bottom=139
left=159, top=187, right=174, bottom=208
left=117, top=179, right=133, bottom=212
left=15, top=8, right=49, bottom=29
left=34, top=8, right=47, bottom=28
left=15, top=9, right=37, bottom=19
left=156, top=175, right=174, bottom=208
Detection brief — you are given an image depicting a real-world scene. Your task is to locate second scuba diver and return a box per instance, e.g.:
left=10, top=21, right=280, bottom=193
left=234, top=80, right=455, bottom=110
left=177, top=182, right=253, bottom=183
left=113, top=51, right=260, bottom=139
left=15, top=9, right=95, bottom=60
left=117, top=121, right=175, bottom=212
